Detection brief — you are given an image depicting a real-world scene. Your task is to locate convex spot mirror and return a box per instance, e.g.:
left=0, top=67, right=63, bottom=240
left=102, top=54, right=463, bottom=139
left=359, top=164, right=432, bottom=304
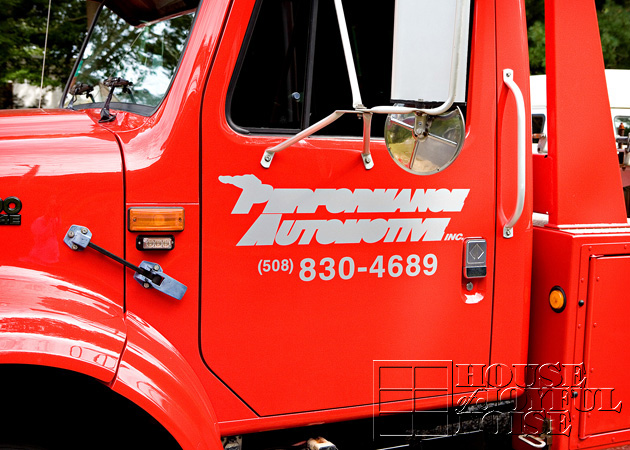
left=385, top=107, right=465, bottom=175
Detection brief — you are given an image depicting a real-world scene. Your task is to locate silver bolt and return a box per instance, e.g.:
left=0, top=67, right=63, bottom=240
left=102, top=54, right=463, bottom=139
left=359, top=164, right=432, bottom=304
left=264, top=155, right=272, bottom=162
left=81, top=227, right=88, bottom=234
left=466, top=282, right=474, bottom=291
left=365, top=157, right=372, bottom=164
left=153, top=264, right=160, bottom=271
left=68, top=231, right=75, bottom=238
left=71, top=244, right=78, bottom=251
left=143, top=282, right=151, bottom=289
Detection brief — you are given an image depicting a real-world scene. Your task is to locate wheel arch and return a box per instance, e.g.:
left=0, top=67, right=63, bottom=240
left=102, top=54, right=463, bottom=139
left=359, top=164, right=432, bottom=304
left=0, top=267, right=222, bottom=449
left=0, top=266, right=126, bottom=383
left=0, top=364, right=182, bottom=449
left=112, top=311, right=223, bottom=450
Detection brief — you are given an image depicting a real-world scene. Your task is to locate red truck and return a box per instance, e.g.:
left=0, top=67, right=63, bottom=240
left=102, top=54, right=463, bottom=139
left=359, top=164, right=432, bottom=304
left=0, top=0, right=628, bottom=449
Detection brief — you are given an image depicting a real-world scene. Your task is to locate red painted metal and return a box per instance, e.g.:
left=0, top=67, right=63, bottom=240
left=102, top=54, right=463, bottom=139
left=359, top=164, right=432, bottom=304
left=101, top=0, right=233, bottom=204
left=518, top=3, right=630, bottom=448
left=4, top=0, right=630, bottom=449
left=519, top=231, right=630, bottom=450
left=113, top=312, right=223, bottom=450
left=581, top=256, right=630, bottom=439
left=492, top=0, right=533, bottom=371
left=544, top=0, right=627, bottom=227
left=198, top=0, right=505, bottom=423
left=0, top=265, right=125, bottom=382
left=0, top=109, right=126, bottom=381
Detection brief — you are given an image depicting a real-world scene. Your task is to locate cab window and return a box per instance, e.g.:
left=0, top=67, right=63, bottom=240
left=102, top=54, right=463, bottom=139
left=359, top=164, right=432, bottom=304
left=228, top=0, right=394, bottom=136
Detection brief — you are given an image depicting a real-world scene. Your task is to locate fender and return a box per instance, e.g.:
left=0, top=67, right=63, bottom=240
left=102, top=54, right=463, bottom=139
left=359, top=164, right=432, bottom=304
left=0, top=108, right=126, bottom=381
left=0, top=267, right=221, bottom=448
left=113, top=312, right=223, bottom=450
left=0, top=266, right=126, bottom=383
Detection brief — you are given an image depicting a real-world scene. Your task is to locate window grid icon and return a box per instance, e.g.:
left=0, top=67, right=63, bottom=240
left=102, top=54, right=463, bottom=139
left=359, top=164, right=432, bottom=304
left=375, top=361, right=453, bottom=437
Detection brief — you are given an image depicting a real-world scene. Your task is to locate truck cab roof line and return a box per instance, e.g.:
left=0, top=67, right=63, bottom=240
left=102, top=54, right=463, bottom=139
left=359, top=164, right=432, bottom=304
left=105, top=0, right=199, bottom=26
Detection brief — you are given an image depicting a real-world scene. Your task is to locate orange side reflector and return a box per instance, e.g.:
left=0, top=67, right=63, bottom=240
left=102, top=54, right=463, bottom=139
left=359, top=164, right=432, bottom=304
left=549, top=286, right=566, bottom=313
left=129, top=207, right=185, bottom=231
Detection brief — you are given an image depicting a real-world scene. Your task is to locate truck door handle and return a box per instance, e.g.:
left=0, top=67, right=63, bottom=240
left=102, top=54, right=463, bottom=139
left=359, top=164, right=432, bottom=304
left=502, top=69, right=526, bottom=238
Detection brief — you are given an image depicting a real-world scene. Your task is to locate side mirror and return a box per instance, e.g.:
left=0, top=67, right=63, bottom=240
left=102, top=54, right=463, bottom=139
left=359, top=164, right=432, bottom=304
left=391, top=0, right=471, bottom=107
left=385, top=0, right=470, bottom=174
left=385, top=107, right=465, bottom=174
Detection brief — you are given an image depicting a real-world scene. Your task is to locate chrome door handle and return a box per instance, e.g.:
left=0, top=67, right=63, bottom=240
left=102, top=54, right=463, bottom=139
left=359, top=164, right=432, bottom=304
left=502, top=68, right=526, bottom=238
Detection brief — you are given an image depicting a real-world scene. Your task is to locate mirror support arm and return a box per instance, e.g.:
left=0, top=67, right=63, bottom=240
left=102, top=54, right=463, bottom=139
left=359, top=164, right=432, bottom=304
left=261, top=110, right=374, bottom=169
left=260, top=105, right=460, bottom=170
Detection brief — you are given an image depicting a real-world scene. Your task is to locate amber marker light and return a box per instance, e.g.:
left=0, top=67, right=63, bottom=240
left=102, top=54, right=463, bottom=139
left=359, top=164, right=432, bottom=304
left=549, top=286, right=567, bottom=313
left=129, top=207, right=185, bottom=231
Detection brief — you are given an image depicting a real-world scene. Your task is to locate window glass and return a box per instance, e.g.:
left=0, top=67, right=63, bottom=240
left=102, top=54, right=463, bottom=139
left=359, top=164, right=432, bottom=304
left=229, top=0, right=394, bottom=136
left=65, top=5, right=195, bottom=111
left=229, top=0, right=310, bottom=130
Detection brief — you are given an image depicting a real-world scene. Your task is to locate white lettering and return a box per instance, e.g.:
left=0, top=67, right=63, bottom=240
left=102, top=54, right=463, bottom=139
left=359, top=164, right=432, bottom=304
left=221, top=175, right=470, bottom=246
left=237, top=214, right=281, bottom=246
left=221, top=175, right=469, bottom=214
left=384, top=218, right=450, bottom=242
left=238, top=216, right=454, bottom=246
left=219, top=175, right=273, bottom=214
left=275, top=219, right=323, bottom=246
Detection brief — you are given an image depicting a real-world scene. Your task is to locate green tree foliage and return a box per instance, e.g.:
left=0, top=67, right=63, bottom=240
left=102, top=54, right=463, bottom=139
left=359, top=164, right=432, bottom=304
left=599, top=0, right=630, bottom=68
left=528, top=20, right=546, bottom=75
left=526, top=0, right=630, bottom=74
left=0, top=0, right=88, bottom=106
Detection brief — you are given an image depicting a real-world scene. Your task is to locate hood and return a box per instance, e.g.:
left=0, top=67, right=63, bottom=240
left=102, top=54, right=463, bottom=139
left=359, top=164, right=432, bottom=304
left=0, top=108, right=108, bottom=139
left=0, top=108, right=126, bottom=311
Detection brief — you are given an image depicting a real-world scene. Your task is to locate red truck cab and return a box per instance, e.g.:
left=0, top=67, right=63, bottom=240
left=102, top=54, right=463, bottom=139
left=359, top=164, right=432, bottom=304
left=6, top=0, right=622, bottom=449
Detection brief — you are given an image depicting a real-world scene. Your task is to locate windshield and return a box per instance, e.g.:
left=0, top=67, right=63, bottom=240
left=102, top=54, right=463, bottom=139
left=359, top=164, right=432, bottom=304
left=64, top=5, right=195, bottom=112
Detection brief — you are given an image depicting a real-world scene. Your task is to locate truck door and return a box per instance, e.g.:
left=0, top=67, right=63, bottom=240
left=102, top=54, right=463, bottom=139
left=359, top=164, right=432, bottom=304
left=200, top=0, right=498, bottom=417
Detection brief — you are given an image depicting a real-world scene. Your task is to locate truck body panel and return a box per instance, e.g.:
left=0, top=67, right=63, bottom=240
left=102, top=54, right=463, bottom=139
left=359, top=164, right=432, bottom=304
left=198, top=0, right=527, bottom=424
left=518, top=1, right=630, bottom=449
left=520, top=226, right=630, bottom=450
left=0, top=108, right=126, bottom=381
left=1, top=0, right=629, bottom=449
left=113, top=311, right=223, bottom=450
